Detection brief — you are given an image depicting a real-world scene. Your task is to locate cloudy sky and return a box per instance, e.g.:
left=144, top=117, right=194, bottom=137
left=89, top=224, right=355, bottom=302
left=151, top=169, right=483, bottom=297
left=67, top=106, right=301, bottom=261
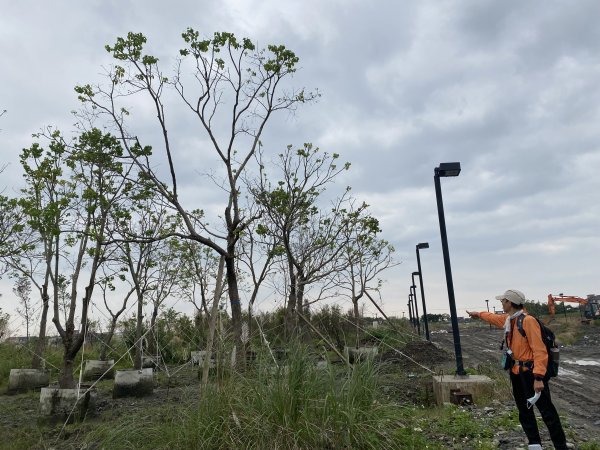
left=1, top=0, right=600, bottom=332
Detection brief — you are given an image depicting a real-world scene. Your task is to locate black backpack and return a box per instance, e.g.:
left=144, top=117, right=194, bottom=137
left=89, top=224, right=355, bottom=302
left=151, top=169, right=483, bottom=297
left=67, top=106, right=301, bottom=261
left=516, top=314, right=559, bottom=378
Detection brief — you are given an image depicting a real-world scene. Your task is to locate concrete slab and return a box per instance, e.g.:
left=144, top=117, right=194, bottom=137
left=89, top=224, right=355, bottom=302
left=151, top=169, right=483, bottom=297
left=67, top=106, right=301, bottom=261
left=432, top=374, right=494, bottom=405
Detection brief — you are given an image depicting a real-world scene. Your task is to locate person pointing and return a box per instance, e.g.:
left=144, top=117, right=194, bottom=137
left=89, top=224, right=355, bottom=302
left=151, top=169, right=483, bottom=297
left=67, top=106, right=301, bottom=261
left=467, top=289, right=568, bottom=450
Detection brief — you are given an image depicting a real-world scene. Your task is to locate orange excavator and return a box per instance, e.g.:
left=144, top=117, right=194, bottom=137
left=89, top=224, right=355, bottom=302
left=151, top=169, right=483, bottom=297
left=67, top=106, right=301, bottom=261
left=547, top=293, right=600, bottom=323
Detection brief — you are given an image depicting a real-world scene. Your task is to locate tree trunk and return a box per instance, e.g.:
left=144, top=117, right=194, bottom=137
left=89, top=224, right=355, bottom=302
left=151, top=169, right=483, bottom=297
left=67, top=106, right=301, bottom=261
left=148, top=306, right=159, bottom=357
left=31, top=292, right=49, bottom=370
left=353, top=297, right=360, bottom=349
left=201, top=256, right=225, bottom=389
left=295, top=279, right=306, bottom=339
left=134, top=293, right=144, bottom=370
left=224, top=252, right=243, bottom=365
left=59, top=355, right=76, bottom=389
left=99, top=319, right=117, bottom=361
left=285, top=269, right=297, bottom=338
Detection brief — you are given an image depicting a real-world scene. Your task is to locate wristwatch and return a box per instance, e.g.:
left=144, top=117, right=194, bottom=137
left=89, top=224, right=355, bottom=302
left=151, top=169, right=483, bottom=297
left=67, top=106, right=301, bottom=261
left=534, top=375, right=544, bottom=381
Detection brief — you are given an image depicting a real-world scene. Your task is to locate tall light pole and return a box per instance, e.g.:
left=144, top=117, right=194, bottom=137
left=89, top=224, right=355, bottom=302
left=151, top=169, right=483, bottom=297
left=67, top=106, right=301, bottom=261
left=434, top=161, right=466, bottom=376
left=413, top=270, right=430, bottom=341
left=416, top=243, right=430, bottom=341
left=410, top=290, right=420, bottom=334
left=407, top=298, right=414, bottom=328
left=410, top=274, right=421, bottom=335
left=485, top=299, right=491, bottom=330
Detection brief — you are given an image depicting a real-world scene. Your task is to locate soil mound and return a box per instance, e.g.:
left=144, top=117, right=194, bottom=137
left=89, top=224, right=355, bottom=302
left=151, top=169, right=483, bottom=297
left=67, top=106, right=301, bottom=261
left=382, top=340, right=453, bottom=367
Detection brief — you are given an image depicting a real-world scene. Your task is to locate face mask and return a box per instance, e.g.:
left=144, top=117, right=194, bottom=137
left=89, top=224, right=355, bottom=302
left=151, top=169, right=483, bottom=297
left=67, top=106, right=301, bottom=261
left=527, top=391, right=541, bottom=409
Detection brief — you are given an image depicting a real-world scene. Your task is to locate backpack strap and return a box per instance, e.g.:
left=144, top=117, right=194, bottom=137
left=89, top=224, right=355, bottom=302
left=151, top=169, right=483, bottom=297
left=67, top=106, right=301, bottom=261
left=516, top=313, right=527, bottom=338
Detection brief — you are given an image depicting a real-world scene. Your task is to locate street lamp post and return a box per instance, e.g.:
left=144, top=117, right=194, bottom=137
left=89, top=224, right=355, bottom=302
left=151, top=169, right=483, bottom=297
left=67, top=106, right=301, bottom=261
left=434, top=162, right=466, bottom=376
left=413, top=269, right=430, bottom=341
left=485, top=299, right=491, bottom=330
left=407, top=298, right=414, bottom=329
left=409, top=292, right=414, bottom=330
left=411, top=274, right=421, bottom=336
left=410, top=291, right=420, bottom=334
left=416, top=243, right=430, bottom=341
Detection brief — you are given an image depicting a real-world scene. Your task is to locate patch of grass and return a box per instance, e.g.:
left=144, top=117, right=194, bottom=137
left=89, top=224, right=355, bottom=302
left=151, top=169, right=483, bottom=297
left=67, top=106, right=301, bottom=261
left=391, top=404, right=501, bottom=449
left=81, top=345, right=401, bottom=449
left=491, top=407, right=520, bottom=429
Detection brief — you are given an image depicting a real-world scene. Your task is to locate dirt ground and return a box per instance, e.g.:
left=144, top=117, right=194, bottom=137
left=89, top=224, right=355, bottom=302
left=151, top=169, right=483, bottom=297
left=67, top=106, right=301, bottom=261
left=430, top=320, right=600, bottom=448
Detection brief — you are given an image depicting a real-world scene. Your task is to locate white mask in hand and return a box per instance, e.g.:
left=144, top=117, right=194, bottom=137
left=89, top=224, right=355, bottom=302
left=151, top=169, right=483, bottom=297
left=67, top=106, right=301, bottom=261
left=527, top=391, right=541, bottom=409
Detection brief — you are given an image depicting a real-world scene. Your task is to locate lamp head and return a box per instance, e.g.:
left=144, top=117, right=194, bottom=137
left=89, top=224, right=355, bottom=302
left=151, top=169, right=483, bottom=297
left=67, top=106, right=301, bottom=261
left=435, top=162, right=461, bottom=177
left=412, top=271, right=420, bottom=276
left=416, top=242, right=429, bottom=250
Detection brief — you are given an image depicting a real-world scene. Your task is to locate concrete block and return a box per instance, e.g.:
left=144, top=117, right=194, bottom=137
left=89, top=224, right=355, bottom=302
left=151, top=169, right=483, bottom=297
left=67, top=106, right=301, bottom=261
left=82, top=359, right=115, bottom=381
left=344, top=346, right=378, bottom=363
left=142, top=356, right=161, bottom=370
left=190, top=350, right=215, bottom=368
left=8, top=369, right=50, bottom=394
left=39, top=387, right=96, bottom=421
left=113, top=368, right=153, bottom=398
left=432, top=374, right=494, bottom=405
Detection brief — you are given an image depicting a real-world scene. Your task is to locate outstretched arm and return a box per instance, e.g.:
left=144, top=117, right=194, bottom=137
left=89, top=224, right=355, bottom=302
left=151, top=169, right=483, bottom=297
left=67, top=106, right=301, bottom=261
left=467, top=310, right=506, bottom=329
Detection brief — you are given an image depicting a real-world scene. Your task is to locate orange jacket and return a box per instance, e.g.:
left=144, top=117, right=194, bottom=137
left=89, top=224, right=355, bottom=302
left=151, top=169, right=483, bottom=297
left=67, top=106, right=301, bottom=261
left=479, top=311, right=548, bottom=377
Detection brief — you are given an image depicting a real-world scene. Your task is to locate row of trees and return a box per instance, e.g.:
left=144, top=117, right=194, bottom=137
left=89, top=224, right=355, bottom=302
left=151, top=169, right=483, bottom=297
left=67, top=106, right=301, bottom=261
left=0, top=30, right=396, bottom=388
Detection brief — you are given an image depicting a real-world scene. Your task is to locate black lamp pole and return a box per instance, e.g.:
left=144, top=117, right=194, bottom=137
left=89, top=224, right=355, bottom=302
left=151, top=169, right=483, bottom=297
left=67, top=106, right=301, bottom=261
left=485, top=299, right=491, bottom=330
left=413, top=269, right=430, bottom=341
left=434, top=162, right=466, bottom=376
left=410, top=274, right=421, bottom=335
left=409, top=292, right=414, bottom=329
left=415, top=243, right=430, bottom=341
left=407, top=298, right=414, bottom=328
left=408, top=289, right=419, bottom=330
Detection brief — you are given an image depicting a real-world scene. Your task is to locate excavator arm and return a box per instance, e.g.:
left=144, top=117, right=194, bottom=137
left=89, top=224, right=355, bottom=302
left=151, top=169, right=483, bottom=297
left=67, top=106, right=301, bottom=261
left=547, top=294, right=589, bottom=323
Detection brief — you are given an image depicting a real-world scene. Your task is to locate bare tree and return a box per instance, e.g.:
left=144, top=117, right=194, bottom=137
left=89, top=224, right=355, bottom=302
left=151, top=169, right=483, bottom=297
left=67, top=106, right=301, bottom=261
left=252, top=144, right=352, bottom=336
left=337, top=202, right=397, bottom=347
left=146, top=239, right=181, bottom=357
left=98, top=273, right=135, bottom=361
left=13, top=276, right=34, bottom=342
left=0, top=307, right=9, bottom=341
left=237, top=208, right=284, bottom=339
left=176, top=242, right=220, bottom=317
left=75, top=30, right=316, bottom=359
left=116, top=202, right=178, bottom=369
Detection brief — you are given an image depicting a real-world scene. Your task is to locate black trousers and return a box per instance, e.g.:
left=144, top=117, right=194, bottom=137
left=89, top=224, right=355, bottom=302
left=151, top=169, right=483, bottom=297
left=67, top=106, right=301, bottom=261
left=510, top=370, right=567, bottom=449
